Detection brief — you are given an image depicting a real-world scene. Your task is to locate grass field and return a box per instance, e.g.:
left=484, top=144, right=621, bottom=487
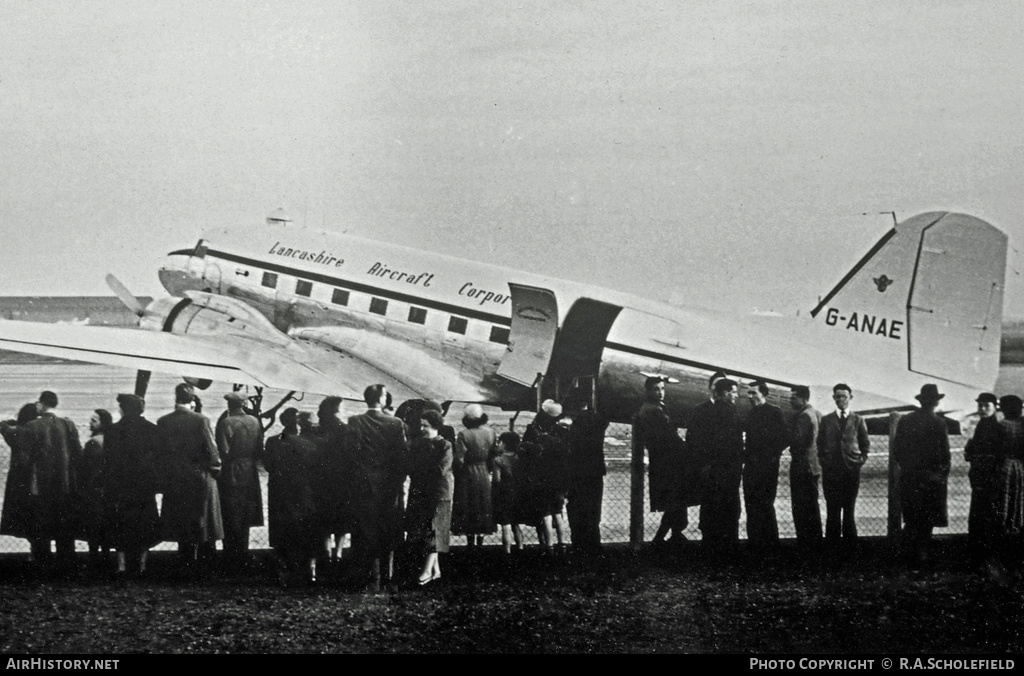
left=0, top=537, right=1021, bottom=654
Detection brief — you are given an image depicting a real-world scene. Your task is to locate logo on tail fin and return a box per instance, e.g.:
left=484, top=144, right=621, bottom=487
left=873, top=275, right=893, bottom=292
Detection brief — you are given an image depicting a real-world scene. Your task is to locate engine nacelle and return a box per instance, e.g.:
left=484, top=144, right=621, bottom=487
left=139, top=292, right=293, bottom=347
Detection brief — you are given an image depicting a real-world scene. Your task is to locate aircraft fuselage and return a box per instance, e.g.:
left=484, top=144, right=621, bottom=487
left=156, top=222, right=984, bottom=424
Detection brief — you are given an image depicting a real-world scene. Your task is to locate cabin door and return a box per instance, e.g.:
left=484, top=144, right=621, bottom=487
left=497, top=284, right=559, bottom=387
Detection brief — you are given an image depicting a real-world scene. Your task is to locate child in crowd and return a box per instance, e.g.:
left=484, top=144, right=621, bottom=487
left=492, top=431, right=523, bottom=554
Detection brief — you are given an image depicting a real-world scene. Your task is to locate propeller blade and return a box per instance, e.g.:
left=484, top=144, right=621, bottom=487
left=105, top=273, right=145, bottom=317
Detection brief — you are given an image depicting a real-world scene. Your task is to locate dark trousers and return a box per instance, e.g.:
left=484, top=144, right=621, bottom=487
left=700, top=463, right=742, bottom=548
left=790, top=472, right=822, bottom=544
left=30, top=539, right=74, bottom=565
left=568, top=476, right=604, bottom=551
left=222, top=525, right=251, bottom=563
left=822, top=467, right=861, bottom=542
left=743, top=458, right=781, bottom=546
left=967, top=457, right=998, bottom=553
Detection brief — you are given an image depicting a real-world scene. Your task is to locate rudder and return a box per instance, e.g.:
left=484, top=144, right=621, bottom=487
left=811, top=212, right=1006, bottom=390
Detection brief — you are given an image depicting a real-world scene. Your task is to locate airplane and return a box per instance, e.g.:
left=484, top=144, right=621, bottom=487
left=0, top=211, right=1008, bottom=430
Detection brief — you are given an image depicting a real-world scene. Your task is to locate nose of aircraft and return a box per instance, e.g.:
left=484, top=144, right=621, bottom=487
left=157, top=250, right=196, bottom=295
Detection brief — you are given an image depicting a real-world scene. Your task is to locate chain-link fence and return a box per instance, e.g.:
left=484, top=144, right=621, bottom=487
left=0, top=404, right=973, bottom=553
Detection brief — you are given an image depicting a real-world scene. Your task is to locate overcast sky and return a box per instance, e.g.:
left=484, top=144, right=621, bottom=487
left=3, top=1, right=1023, bottom=318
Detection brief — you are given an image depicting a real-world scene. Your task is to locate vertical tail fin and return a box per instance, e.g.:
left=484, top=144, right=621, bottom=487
left=810, top=212, right=1007, bottom=390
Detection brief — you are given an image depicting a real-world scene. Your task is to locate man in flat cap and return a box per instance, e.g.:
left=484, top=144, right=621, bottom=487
left=157, top=383, right=223, bottom=575
left=104, top=393, right=162, bottom=578
left=964, top=392, right=1001, bottom=558
left=215, top=390, right=264, bottom=571
left=893, top=384, right=951, bottom=566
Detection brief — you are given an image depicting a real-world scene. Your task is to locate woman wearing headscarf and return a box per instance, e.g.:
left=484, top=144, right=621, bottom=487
left=405, top=410, right=454, bottom=585
left=452, top=404, right=496, bottom=547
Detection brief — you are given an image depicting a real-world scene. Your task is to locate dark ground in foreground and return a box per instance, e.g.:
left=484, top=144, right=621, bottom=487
left=0, top=537, right=1021, bottom=654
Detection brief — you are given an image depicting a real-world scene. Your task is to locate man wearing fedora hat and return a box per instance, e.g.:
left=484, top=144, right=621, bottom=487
left=893, top=384, right=951, bottom=565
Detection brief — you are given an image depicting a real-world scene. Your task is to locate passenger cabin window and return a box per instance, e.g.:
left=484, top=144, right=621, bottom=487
left=262, top=272, right=278, bottom=289
left=295, top=280, right=313, bottom=297
left=408, top=307, right=427, bottom=324
left=447, top=316, right=468, bottom=335
left=369, top=298, right=388, bottom=316
left=489, top=326, right=510, bottom=344
left=332, top=288, right=349, bottom=306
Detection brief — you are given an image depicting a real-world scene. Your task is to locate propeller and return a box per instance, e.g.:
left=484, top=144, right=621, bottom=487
left=105, top=273, right=146, bottom=318
left=106, top=273, right=151, bottom=396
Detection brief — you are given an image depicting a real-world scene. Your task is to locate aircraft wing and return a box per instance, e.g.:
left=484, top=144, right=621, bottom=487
left=0, top=319, right=424, bottom=401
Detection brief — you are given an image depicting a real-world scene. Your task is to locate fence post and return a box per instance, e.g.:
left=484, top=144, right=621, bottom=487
left=629, top=426, right=644, bottom=549
left=887, top=411, right=901, bottom=539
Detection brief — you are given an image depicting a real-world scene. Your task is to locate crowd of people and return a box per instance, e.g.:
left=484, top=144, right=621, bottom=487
left=0, top=383, right=608, bottom=589
left=1, top=372, right=1021, bottom=587
left=633, top=373, right=1024, bottom=573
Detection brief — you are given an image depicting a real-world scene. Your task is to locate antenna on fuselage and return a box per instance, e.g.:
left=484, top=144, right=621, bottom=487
left=267, top=207, right=292, bottom=227
left=862, top=210, right=898, bottom=228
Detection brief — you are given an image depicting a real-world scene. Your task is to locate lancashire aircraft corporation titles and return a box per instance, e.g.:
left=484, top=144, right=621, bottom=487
left=267, top=242, right=345, bottom=267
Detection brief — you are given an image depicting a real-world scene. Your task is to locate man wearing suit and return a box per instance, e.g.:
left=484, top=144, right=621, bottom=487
left=817, top=383, right=870, bottom=546
left=157, top=383, right=223, bottom=573
left=344, top=384, right=409, bottom=590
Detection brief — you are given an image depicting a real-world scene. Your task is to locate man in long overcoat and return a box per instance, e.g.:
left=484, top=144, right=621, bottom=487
left=893, top=384, right=951, bottom=566
left=633, top=377, right=689, bottom=548
left=24, top=390, right=82, bottom=570
left=742, top=380, right=789, bottom=549
left=687, top=378, right=744, bottom=555
left=104, top=393, right=162, bottom=577
left=215, top=391, right=264, bottom=570
left=157, top=383, right=223, bottom=571
left=566, top=392, right=609, bottom=554
left=343, top=384, right=408, bottom=590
